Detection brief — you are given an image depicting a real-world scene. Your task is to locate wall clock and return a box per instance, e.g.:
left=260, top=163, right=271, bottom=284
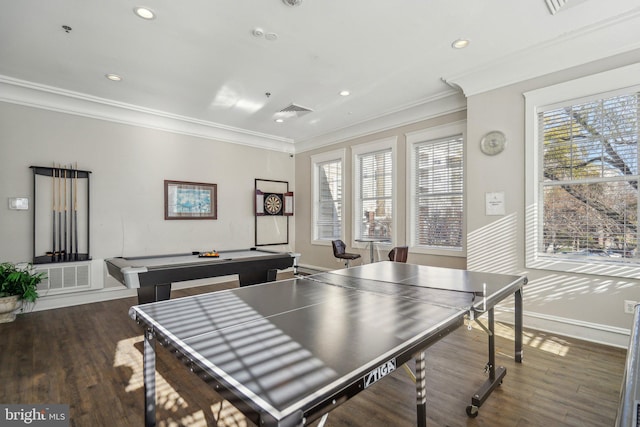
left=480, top=131, right=507, bottom=156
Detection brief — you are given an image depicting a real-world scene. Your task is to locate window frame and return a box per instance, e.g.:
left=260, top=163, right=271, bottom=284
left=406, top=121, right=466, bottom=257
left=524, top=63, right=640, bottom=279
left=311, top=148, right=346, bottom=245
left=352, top=137, right=397, bottom=249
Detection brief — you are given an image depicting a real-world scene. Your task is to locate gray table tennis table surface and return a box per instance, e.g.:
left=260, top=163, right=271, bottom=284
left=130, top=261, right=526, bottom=426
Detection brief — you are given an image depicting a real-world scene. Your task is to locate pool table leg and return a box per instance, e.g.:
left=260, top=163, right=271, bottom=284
left=238, top=269, right=278, bottom=287
left=137, top=283, right=172, bottom=304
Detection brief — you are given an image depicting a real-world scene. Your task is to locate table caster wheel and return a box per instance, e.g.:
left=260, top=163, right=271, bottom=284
left=466, top=405, right=479, bottom=418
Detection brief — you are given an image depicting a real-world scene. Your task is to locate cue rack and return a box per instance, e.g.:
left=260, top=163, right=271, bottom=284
left=31, top=165, right=91, bottom=264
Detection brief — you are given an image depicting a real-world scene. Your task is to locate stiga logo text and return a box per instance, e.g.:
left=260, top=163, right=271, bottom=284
left=1, top=405, right=69, bottom=426
left=363, top=359, right=396, bottom=388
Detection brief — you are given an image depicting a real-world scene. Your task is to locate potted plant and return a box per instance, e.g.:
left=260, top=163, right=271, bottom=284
left=0, top=262, right=45, bottom=323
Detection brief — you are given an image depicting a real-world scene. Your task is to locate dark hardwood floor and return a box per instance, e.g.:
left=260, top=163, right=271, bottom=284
left=0, top=275, right=627, bottom=427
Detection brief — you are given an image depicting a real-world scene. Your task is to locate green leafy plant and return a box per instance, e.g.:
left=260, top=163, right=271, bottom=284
left=0, top=262, right=45, bottom=303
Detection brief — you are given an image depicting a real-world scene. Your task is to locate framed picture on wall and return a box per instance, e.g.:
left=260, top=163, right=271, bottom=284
left=164, top=180, right=217, bottom=220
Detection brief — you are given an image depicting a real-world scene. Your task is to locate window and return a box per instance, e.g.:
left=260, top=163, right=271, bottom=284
left=407, top=122, right=465, bottom=254
left=540, top=93, right=638, bottom=259
left=525, top=63, right=640, bottom=278
left=353, top=138, right=397, bottom=241
left=311, top=149, right=345, bottom=242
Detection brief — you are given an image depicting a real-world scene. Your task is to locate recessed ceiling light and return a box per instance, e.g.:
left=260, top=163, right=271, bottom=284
left=105, top=73, right=122, bottom=81
left=134, top=7, right=155, bottom=20
left=275, top=118, right=284, bottom=123
left=339, top=90, right=350, bottom=97
left=451, top=39, right=470, bottom=49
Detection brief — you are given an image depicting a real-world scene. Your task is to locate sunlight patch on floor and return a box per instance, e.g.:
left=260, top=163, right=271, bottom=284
left=113, top=336, right=248, bottom=426
left=466, top=318, right=570, bottom=356
left=161, top=411, right=206, bottom=427
left=113, top=336, right=190, bottom=412
left=210, top=401, right=250, bottom=427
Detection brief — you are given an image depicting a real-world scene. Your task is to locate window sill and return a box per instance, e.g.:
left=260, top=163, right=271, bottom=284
left=411, top=246, right=466, bottom=258
left=527, top=254, right=640, bottom=279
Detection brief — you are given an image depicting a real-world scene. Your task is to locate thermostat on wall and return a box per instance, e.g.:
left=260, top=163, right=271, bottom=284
left=8, top=197, right=29, bottom=210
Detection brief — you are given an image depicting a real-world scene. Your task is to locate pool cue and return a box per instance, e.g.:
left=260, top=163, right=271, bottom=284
left=52, top=163, right=56, bottom=259
left=64, top=167, right=68, bottom=260
left=74, top=163, right=78, bottom=259
left=69, top=164, right=73, bottom=259
left=58, top=164, right=62, bottom=260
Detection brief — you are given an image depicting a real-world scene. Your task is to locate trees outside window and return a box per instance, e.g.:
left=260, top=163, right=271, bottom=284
left=539, top=92, right=639, bottom=261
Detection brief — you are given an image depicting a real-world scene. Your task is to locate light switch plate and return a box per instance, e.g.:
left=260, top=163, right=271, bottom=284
left=8, top=197, right=29, bottom=210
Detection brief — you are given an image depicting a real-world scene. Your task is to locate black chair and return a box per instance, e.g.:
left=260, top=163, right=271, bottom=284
left=388, top=246, right=408, bottom=263
left=332, top=240, right=361, bottom=267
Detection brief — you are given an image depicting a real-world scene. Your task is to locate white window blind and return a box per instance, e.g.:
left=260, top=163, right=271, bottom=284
left=315, top=159, right=342, bottom=240
left=413, top=135, right=464, bottom=249
left=358, top=149, right=392, bottom=239
left=539, top=91, right=639, bottom=261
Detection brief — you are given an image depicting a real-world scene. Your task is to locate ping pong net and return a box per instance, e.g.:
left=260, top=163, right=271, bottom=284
left=302, top=270, right=482, bottom=313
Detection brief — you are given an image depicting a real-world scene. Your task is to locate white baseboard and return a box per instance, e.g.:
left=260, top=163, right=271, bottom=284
left=25, top=275, right=241, bottom=313
left=493, top=306, right=631, bottom=349
left=20, top=271, right=297, bottom=314
left=23, top=286, right=138, bottom=313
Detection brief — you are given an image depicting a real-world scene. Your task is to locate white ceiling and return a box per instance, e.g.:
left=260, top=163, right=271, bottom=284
left=1, top=0, right=640, bottom=152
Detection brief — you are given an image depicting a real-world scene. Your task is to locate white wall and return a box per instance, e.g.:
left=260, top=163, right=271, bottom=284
left=0, top=102, right=295, bottom=306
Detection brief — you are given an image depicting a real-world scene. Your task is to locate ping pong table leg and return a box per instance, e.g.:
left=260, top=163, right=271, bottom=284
left=467, top=307, right=507, bottom=417
left=144, top=330, right=157, bottom=427
left=415, top=350, right=427, bottom=427
left=487, top=308, right=496, bottom=380
left=515, top=287, right=524, bottom=363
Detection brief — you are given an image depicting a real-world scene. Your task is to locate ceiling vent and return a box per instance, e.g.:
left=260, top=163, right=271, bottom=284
left=278, top=103, right=313, bottom=117
left=545, top=0, right=567, bottom=15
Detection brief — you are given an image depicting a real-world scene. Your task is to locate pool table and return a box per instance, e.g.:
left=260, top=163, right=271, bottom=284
left=105, top=248, right=298, bottom=303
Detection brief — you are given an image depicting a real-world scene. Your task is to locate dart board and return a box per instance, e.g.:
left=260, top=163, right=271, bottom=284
left=263, top=193, right=283, bottom=215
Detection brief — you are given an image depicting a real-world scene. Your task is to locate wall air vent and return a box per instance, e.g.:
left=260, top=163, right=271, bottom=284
left=34, top=263, right=92, bottom=295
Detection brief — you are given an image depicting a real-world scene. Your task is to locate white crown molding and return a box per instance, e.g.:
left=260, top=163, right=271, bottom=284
left=294, top=89, right=466, bottom=153
left=0, top=75, right=296, bottom=153
left=444, top=7, right=640, bottom=97
left=0, top=74, right=464, bottom=155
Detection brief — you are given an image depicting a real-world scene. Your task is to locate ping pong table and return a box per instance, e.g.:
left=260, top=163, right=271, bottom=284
left=129, top=261, right=526, bottom=426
